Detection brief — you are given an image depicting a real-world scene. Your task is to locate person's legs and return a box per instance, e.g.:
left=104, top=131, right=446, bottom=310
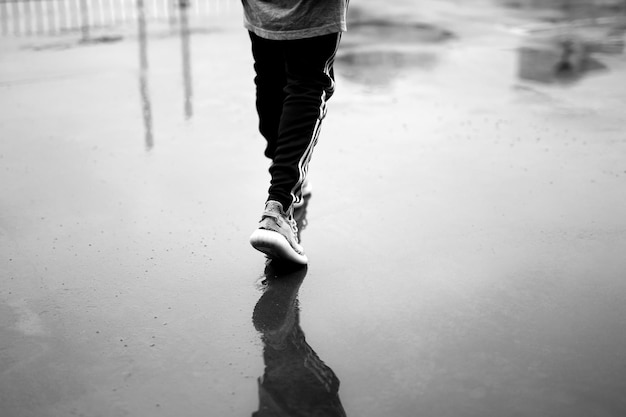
left=249, top=32, right=287, bottom=160
left=250, top=32, right=341, bottom=264
left=268, top=33, right=341, bottom=211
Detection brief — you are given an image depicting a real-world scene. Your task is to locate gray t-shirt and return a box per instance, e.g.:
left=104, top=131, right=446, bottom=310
left=242, top=0, right=348, bottom=40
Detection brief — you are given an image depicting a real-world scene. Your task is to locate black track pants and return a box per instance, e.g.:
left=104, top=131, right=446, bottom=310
left=249, top=31, right=341, bottom=211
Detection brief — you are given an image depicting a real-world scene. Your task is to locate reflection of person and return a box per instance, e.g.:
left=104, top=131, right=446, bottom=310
left=252, top=260, right=346, bottom=417
left=244, top=0, right=349, bottom=265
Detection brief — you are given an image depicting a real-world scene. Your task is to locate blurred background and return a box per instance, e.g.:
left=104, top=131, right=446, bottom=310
left=0, top=0, right=228, bottom=37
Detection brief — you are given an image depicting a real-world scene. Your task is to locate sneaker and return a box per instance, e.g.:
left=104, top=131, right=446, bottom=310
left=292, top=197, right=309, bottom=242
left=293, top=179, right=312, bottom=209
left=250, top=201, right=308, bottom=264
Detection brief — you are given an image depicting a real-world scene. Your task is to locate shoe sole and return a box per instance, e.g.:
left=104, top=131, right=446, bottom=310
left=250, top=229, right=308, bottom=265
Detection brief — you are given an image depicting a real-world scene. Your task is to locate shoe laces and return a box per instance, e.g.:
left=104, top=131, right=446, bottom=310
left=262, top=207, right=299, bottom=237
left=288, top=216, right=299, bottom=235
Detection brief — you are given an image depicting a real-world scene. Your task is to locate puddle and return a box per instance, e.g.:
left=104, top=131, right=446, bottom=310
left=345, top=18, right=455, bottom=44
left=337, top=49, right=440, bottom=86
left=499, top=0, right=626, bottom=21
left=337, top=12, right=455, bottom=86
left=517, top=35, right=610, bottom=84
left=498, top=0, right=626, bottom=84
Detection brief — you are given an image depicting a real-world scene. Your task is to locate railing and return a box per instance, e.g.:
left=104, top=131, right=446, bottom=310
left=0, top=0, right=235, bottom=37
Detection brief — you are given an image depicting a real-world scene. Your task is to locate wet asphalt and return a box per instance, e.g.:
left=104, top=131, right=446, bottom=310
left=1, top=1, right=626, bottom=416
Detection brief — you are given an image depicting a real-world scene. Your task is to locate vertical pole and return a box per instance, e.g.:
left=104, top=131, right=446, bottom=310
left=108, top=0, right=115, bottom=25
left=179, top=0, right=193, bottom=119
left=34, top=0, right=41, bottom=35
left=70, top=0, right=81, bottom=29
left=169, top=0, right=177, bottom=33
left=40, top=0, right=50, bottom=35
left=119, top=0, right=126, bottom=24
left=130, top=0, right=137, bottom=21
left=95, top=0, right=103, bottom=28
left=0, top=1, right=8, bottom=36
left=137, top=0, right=154, bottom=150
left=24, top=0, right=32, bottom=36
left=51, top=0, right=61, bottom=35
left=14, top=0, right=22, bottom=35
left=58, top=0, right=68, bottom=34
left=79, top=0, right=90, bottom=41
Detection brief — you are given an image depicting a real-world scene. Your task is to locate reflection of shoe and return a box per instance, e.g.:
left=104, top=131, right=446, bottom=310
left=250, top=201, right=308, bottom=265
left=293, top=179, right=312, bottom=209
left=252, top=260, right=347, bottom=417
left=253, top=261, right=307, bottom=346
